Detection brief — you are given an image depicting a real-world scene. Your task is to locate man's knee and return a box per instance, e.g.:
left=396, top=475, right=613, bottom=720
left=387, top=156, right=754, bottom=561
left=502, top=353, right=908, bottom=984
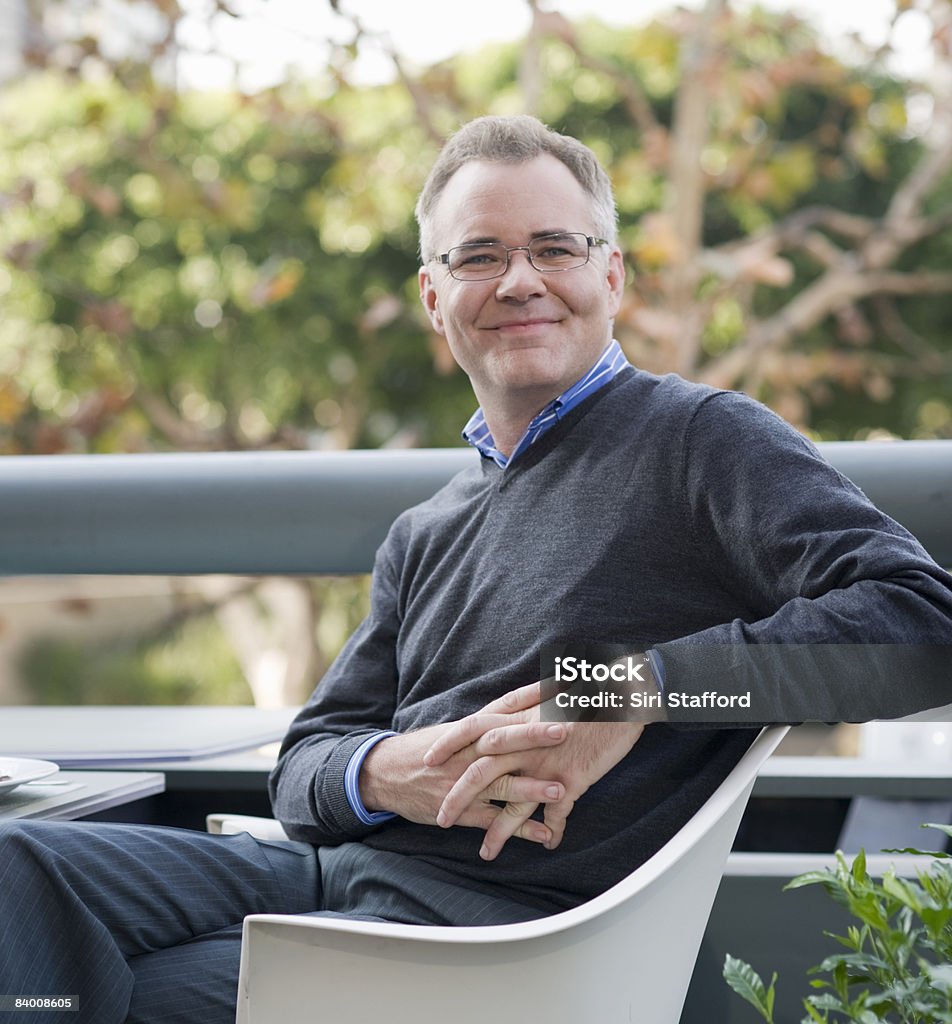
left=0, top=820, right=76, bottom=884
left=0, top=822, right=77, bottom=932
left=0, top=821, right=117, bottom=894
left=0, top=818, right=55, bottom=858
left=0, top=818, right=84, bottom=849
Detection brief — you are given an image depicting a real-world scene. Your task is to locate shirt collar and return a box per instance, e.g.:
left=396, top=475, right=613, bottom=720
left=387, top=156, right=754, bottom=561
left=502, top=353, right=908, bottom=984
left=462, top=340, right=630, bottom=468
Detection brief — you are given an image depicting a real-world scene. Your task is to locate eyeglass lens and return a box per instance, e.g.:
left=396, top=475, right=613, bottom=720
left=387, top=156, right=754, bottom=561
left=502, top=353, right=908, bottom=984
left=447, top=233, right=592, bottom=280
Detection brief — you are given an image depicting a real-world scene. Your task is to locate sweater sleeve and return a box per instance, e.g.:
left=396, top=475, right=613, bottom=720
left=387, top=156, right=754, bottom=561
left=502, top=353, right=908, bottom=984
left=268, top=528, right=404, bottom=844
left=655, top=392, right=952, bottom=723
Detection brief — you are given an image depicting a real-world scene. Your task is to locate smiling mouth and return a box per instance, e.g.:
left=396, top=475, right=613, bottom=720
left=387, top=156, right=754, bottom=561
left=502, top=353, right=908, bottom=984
left=490, top=319, right=558, bottom=331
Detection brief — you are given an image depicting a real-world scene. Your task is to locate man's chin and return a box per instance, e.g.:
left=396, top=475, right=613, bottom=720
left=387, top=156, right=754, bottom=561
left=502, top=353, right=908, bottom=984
left=488, top=368, right=572, bottom=404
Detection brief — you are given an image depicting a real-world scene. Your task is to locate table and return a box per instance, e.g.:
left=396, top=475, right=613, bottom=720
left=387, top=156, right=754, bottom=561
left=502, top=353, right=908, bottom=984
left=0, top=706, right=298, bottom=765
left=125, top=739, right=952, bottom=804
left=0, top=770, right=165, bottom=821
left=0, top=706, right=297, bottom=827
left=4, top=710, right=950, bottom=827
left=151, top=746, right=952, bottom=802
left=754, top=755, right=952, bottom=799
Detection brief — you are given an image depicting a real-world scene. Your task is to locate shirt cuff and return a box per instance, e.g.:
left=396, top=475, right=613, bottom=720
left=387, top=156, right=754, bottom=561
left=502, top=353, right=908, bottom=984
left=344, top=731, right=399, bottom=825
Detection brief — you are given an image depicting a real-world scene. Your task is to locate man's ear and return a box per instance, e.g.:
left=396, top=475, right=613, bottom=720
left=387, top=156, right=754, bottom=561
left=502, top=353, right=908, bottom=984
left=419, top=267, right=445, bottom=335
left=606, top=247, right=625, bottom=320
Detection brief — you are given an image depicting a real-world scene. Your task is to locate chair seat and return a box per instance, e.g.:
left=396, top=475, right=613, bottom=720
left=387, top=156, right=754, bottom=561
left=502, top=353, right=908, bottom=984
left=229, top=725, right=788, bottom=1024
left=206, top=813, right=289, bottom=841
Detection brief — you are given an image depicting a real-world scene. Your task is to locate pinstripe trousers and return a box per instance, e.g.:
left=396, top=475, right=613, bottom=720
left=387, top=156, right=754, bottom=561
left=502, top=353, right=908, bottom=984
left=0, top=820, right=544, bottom=1024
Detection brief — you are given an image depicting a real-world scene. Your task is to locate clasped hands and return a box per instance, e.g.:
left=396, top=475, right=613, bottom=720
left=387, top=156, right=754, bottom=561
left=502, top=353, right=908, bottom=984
left=359, top=680, right=644, bottom=862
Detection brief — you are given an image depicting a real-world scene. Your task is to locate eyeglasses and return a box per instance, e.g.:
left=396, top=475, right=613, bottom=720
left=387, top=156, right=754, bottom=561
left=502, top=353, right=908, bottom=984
left=432, top=232, right=608, bottom=282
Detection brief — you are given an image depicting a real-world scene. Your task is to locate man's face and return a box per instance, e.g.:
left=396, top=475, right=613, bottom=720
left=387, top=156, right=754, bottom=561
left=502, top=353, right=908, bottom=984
left=419, top=155, right=625, bottom=415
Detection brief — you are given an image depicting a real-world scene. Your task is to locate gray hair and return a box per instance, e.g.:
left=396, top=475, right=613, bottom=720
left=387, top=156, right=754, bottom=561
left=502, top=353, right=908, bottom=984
left=415, top=115, right=618, bottom=260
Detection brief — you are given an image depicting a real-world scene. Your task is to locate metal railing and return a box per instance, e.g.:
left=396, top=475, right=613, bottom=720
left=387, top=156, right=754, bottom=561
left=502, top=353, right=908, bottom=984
left=1, top=441, right=950, bottom=575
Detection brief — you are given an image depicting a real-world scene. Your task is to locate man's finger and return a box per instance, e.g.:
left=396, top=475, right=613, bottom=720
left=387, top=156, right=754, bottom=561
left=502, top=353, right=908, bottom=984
left=542, top=797, right=575, bottom=851
left=454, top=803, right=503, bottom=832
left=423, top=684, right=547, bottom=767
left=435, top=752, right=523, bottom=827
left=479, top=680, right=542, bottom=716
left=484, top=774, right=564, bottom=806
left=456, top=801, right=551, bottom=849
left=422, top=712, right=509, bottom=767
left=475, top=721, right=565, bottom=757
left=479, top=801, right=547, bottom=861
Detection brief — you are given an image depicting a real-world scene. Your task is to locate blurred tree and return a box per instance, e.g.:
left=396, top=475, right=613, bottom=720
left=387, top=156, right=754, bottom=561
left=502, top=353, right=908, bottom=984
left=2, top=0, right=951, bottom=456
left=4, top=0, right=952, bottom=704
left=18, top=611, right=252, bottom=705
left=0, top=70, right=462, bottom=455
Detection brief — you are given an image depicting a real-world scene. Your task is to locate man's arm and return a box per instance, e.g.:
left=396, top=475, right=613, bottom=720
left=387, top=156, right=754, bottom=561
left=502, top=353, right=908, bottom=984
left=422, top=395, right=952, bottom=853
left=269, top=537, right=568, bottom=847
left=268, top=556, right=406, bottom=844
left=653, top=392, right=952, bottom=720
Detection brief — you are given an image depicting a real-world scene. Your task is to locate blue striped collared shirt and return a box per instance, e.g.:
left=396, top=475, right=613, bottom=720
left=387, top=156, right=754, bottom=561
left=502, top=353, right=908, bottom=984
left=345, top=731, right=399, bottom=825
left=462, top=340, right=630, bottom=467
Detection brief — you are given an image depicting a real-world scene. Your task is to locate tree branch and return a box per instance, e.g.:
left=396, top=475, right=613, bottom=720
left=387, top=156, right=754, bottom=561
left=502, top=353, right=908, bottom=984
left=664, top=0, right=727, bottom=374
left=134, top=390, right=225, bottom=450
left=872, top=295, right=950, bottom=372
left=712, top=206, right=875, bottom=263
left=702, top=269, right=952, bottom=387
left=862, top=103, right=952, bottom=269
left=330, top=5, right=445, bottom=146
left=520, top=0, right=544, bottom=116
left=534, top=7, right=663, bottom=144
left=864, top=270, right=952, bottom=296
left=790, top=230, right=846, bottom=269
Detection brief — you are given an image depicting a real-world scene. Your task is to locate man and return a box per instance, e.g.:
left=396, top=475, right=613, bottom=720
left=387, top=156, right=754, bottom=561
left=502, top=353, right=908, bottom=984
left=2, top=115, right=950, bottom=1024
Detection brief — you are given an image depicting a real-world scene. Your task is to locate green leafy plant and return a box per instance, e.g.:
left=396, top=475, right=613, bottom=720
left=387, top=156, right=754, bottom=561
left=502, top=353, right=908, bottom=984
left=723, top=823, right=952, bottom=1023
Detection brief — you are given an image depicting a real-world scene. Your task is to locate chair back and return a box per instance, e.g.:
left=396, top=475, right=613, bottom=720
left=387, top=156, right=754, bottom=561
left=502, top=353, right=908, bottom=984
left=237, top=725, right=787, bottom=1024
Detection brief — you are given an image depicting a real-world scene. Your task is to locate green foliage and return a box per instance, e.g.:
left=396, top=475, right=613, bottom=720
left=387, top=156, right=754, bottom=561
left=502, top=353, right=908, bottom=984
left=13, top=577, right=370, bottom=712
left=723, top=827, right=952, bottom=1023
left=14, top=575, right=372, bottom=708
left=725, top=955, right=779, bottom=1021
left=5, top=4, right=952, bottom=705
left=2, top=7, right=951, bottom=453
left=19, top=613, right=252, bottom=705
left=0, top=70, right=473, bottom=454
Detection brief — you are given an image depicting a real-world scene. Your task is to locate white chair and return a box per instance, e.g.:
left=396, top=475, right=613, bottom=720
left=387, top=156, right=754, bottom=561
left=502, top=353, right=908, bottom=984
left=206, top=813, right=290, bottom=841
left=224, top=725, right=786, bottom=1024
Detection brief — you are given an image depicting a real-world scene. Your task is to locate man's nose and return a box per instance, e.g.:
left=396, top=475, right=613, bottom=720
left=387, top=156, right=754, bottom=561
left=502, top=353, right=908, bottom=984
left=495, top=249, right=547, bottom=300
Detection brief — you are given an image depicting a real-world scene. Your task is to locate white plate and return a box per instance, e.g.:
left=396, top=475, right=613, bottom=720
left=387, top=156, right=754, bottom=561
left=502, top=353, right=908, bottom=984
left=0, top=757, right=60, bottom=795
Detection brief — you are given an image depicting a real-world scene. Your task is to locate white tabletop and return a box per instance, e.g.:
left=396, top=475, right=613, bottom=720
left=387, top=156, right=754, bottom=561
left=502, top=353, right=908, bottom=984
left=0, top=706, right=299, bottom=766
left=0, top=770, right=165, bottom=821
left=754, top=754, right=952, bottom=797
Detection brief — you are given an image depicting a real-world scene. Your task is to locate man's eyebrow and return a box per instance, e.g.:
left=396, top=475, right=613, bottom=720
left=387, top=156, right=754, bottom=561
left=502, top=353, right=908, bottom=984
left=454, top=229, right=573, bottom=246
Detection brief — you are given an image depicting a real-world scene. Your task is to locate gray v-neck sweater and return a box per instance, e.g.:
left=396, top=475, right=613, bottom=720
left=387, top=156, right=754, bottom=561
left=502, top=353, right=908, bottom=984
left=272, top=367, right=952, bottom=912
